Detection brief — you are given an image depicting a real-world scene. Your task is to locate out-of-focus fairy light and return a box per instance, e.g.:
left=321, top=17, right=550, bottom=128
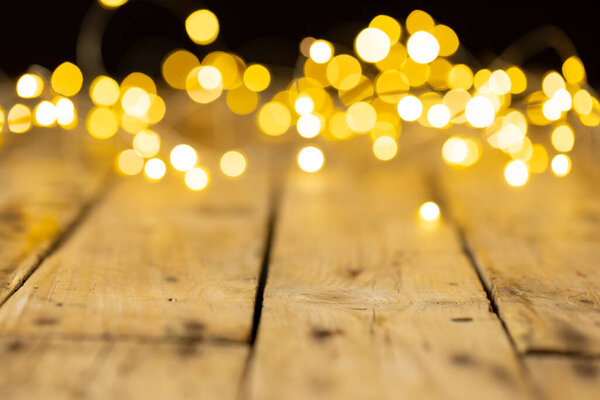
left=419, top=201, right=440, bottom=222
left=329, top=112, right=352, bottom=140
left=542, top=99, right=562, bottom=121
left=162, top=50, right=199, bottom=90
left=51, top=62, right=83, bottom=97
left=8, top=104, right=32, bottom=133
left=55, top=97, right=76, bottom=127
left=121, top=72, right=156, bottom=95
left=372, top=136, right=397, bottom=160
left=551, top=125, right=574, bottom=152
left=133, top=129, right=161, bottom=158
left=504, top=160, right=529, bottom=187
left=98, top=0, right=128, bottom=9
left=542, top=72, right=565, bottom=98
left=185, top=167, right=210, bottom=190
left=489, top=70, right=511, bottom=95
left=355, top=27, right=391, bottom=63
left=197, top=66, right=222, bottom=89
left=346, top=102, right=376, bottom=133
left=573, top=90, right=593, bottom=115
left=297, top=146, right=324, bottom=172
left=551, top=154, right=571, bottom=177
left=258, top=102, right=291, bottom=136
left=144, top=158, right=166, bottom=180
left=397, top=95, right=422, bottom=121
left=226, top=86, right=258, bottom=115
left=406, top=10, right=435, bottom=34
left=442, top=137, right=480, bottom=167
left=144, top=94, right=166, bottom=125
left=465, top=96, right=495, bottom=128
left=326, top=55, right=362, bottom=90
left=17, top=74, right=43, bottom=98
left=186, top=9, right=219, bottom=45
left=562, top=56, right=585, bottom=84
left=427, top=104, right=451, bottom=128
left=117, top=149, right=144, bottom=176
left=448, top=65, right=473, bottom=90
left=506, top=66, right=527, bottom=94
left=170, top=144, right=197, bottom=172
left=34, top=101, right=57, bottom=126
left=295, top=95, right=315, bottom=115
left=407, top=31, right=439, bottom=64
left=220, top=150, right=247, bottom=177
left=369, top=15, right=401, bottom=43
left=309, top=40, right=333, bottom=64
left=529, top=144, right=549, bottom=173
left=121, top=87, right=151, bottom=117
left=432, top=24, right=458, bottom=57
left=297, top=114, right=321, bottom=138
left=552, top=88, right=572, bottom=112
left=90, top=76, right=120, bottom=106
left=243, top=64, right=271, bottom=92
left=86, top=107, right=119, bottom=139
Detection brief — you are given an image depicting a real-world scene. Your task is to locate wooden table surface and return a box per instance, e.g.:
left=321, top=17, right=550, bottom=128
left=0, top=101, right=599, bottom=400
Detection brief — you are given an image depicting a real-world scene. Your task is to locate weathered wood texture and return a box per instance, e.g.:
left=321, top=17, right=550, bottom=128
left=442, top=162, right=600, bottom=355
left=246, top=159, right=534, bottom=400
left=0, top=133, right=109, bottom=304
left=0, top=168, right=269, bottom=341
left=526, top=356, right=600, bottom=400
left=0, top=337, right=248, bottom=400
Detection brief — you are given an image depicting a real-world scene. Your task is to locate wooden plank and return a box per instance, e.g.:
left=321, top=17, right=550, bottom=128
left=0, top=163, right=269, bottom=341
left=526, top=356, right=600, bottom=400
left=442, top=159, right=600, bottom=354
left=0, top=132, right=109, bottom=304
left=245, top=159, right=534, bottom=399
left=0, top=337, right=247, bottom=400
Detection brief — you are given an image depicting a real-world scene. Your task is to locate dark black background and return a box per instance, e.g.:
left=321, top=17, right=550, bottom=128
left=0, top=0, right=596, bottom=85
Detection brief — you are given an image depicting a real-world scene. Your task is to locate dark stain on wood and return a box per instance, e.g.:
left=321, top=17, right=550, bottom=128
left=347, top=268, right=363, bottom=278
left=579, top=299, right=594, bottom=305
left=34, top=317, right=57, bottom=326
left=165, top=275, right=178, bottom=283
left=558, top=323, right=589, bottom=347
left=5, top=340, right=25, bottom=353
left=489, top=364, right=513, bottom=385
left=184, top=320, right=205, bottom=333
left=451, top=317, right=473, bottom=323
left=450, top=353, right=477, bottom=366
left=311, top=328, right=344, bottom=341
left=572, top=360, right=598, bottom=378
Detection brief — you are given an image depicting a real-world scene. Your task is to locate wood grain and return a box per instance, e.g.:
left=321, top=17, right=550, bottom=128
left=0, top=164, right=269, bottom=341
left=0, top=337, right=247, bottom=400
left=245, top=160, right=533, bottom=399
left=526, top=356, right=600, bottom=400
left=0, top=132, right=109, bottom=304
left=442, top=160, right=600, bottom=355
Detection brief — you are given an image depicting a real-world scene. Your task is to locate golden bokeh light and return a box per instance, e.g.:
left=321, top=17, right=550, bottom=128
left=117, top=149, right=144, bottom=176
left=346, top=102, right=376, bottom=133
left=397, top=95, right=423, bottom=121
left=504, top=160, right=529, bottom=187
left=551, top=154, right=571, bottom=177
left=419, top=201, right=440, bottom=222
left=407, top=31, right=440, bottom=64
left=133, top=129, right=161, bottom=158
left=551, top=125, right=574, bottom=152
left=34, top=101, right=57, bottom=127
left=562, top=56, right=585, bottom=84
left=406, top=10, right=435, bottom=34
left=297, top=114, right=321, bottom=138
left=369, top=15, right=401, bottom=44
left=51, top=62, right=83, bottom=97
left=90, top=75, right=120, bottom=106
left=220, top=150, right=247, bottom=177
left=185, top=167, right=210, bottom=190
left=427, top=103, right=451, bottom=128
left=144, top=158, right=166, bottom=180
left=226, top=86, right=258, bottom=115
left=86, top=107, right=119, bottom=139
left=372, top=136, right=398, bottom=161
left=170, top=144, right=197, bottom=172
left=98, top=0, right=128, bottom=9
left=17, top=74, right=43, bottom=98
left=8, top=104, right=32, bottom=133
left=244, top=64, right=271, bottom=92
left=297, top=146, right=325, bottom=172
left=186, top=9, right=219, bottom=45
left=162, top=50, right=200, bottom=90
left=466, top=96, right=495, bottom=128
left=309, top=40, right=333, bottom=64
left=355, top=27, right=391, bottom=63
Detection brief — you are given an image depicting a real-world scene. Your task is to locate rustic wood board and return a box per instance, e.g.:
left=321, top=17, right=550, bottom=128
left=0, top=337, right=247, bottom=400
left=245, top=160, right=534, bottom=399
left=0, top=132, right=109, bottom=305
left=442, top=161, right=600, bottom=355
left=526, top=356, right=600, bottom=400
left=0, top=166, right=269, bottom=341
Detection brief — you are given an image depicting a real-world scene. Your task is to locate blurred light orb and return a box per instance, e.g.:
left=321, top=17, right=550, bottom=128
left=34, top=101, right=57, bottom=126
left=186, top=9, right=219, bottom=45
left=197, top=66, right=222, bottom=89
left=442, top=137, right=468, bottom=164
left=8, top=104, right=32, bottom=133
left=294, top=95, right=315, bottom=115
left=170, top=144, right=197, bottom=171
left=117, top=149, right=144, bottom=176
left=243, top=64, right=271, bottom=92
left=258, top=102, right=291, bottom=136
left=427, top=104, right=451, bottom=128
left=552, top=88, right=572, bottom=112
left=489, top=70, right=511, bottom=95
left=185, top=167, right=210, bottom=190
left=56, top=98, right=76, bottom=126
left=551, top=125, right=574, bottom=152
left=397, top=95, right=423, bottom=121
left=346, top=102, right=376, bottom=133
left=86, top=107, right=119, bottom=139
left=551, top=154, right=571, bottom=177
left=372, top=136, right=398, bottom=161
left=17, top=74, right=43, bottom=98
left=51, top=62, right=83, bottom=97
left=98, top=0, right=128, bottom=9
left=297, top=114, right=321, bottom=138
left=309, top=40, right=333, bottom=64
left=90, top=76, right=120, bottom=106
left=121, top=87, right=151, bottom=117
left=133, top=129, right=161, bottom=158
left=144, top=158, right=166, bottom=180
left=355, top=27, right=391, bottom=63
left=407, top=31, right=439, bottom=64
left=504, top=160, right=529, bottom=187
left=419, top=201, right=440, bottom=222
left=220, top=150, right=247, bottom=177
left=465, top=96, right=495, bottom=128
left=297, top=146, right=324, bottom=173
left=542, top=99, right=562, bottom=121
